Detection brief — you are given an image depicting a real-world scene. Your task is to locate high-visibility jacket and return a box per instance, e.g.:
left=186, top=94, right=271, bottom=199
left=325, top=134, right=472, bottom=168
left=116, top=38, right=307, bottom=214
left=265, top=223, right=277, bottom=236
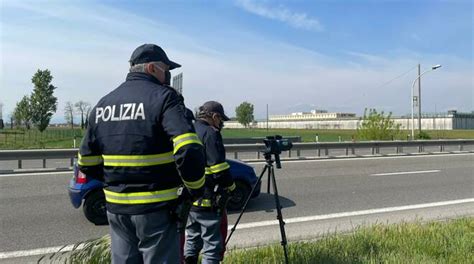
left=191, top=119, right=235, bottom=209
left=78, top=72, right=206, bottom=215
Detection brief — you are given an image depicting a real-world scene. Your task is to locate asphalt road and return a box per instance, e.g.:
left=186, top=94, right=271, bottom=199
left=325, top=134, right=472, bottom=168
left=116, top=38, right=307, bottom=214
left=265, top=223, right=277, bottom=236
left=0, top=153, right=473, bottom=263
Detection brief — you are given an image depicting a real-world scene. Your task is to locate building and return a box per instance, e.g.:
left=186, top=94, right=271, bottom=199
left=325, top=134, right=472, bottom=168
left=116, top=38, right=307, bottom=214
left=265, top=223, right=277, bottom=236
left=224, top=110, right=474, bottom=130
left=269, top=110, right=356, bottom=121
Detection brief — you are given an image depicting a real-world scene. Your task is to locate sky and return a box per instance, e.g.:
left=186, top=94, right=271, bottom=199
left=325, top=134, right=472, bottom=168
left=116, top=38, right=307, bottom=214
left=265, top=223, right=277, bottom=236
left=1, top=0, right=473, bottom=123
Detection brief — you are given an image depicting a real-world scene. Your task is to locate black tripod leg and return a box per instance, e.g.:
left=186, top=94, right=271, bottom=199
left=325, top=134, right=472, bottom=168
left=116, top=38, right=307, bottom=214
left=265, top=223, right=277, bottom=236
left=270, top=166, right=289, bottom=264
left=267, top=169, right=271, bottom=193
left=225, top=164, right=268, bottom=246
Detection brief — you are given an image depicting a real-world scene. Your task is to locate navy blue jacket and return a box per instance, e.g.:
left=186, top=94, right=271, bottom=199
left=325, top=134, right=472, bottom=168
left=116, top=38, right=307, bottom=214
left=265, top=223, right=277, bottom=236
left=192, top=119, right=235, bottom=210
left=79, top=72, right=205, bottom=215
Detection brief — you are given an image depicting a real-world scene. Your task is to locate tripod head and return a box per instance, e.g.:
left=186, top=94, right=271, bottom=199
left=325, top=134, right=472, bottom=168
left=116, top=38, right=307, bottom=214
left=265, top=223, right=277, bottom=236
left=263, top=135, right=293, bottom=169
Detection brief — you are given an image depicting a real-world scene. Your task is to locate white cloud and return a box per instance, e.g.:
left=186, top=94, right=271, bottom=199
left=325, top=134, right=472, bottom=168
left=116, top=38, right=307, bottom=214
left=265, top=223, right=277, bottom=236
left=1, top=1, right=472, bottom=123
left=236, top=0, right=323, bottom=31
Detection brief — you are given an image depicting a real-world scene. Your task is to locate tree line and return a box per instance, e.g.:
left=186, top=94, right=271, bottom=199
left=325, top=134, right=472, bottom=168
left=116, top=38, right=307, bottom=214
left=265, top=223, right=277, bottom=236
left=11, top=69, right=91, bottom=131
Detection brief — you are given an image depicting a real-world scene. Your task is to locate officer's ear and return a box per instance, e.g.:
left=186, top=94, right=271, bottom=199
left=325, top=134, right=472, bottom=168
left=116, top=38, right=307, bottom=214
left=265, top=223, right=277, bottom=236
left=145, top=63, right=156, bottom=74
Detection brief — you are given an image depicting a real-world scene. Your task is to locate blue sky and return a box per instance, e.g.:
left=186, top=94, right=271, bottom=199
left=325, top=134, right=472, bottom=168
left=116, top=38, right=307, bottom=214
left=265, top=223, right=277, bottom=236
left=1, top=0, right=472, bottom=122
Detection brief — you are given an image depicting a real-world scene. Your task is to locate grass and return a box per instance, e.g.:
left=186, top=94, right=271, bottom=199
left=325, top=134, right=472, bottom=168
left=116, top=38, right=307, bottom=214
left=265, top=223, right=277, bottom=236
left=225, top=218, right=473, bottom=264
left=49, top=217, right=473, bottom=264
left=1, top=127, right=473, bottom=149
left=222, top=128, right=474, bottom=142
left=0, top=127, right=83, bottom=149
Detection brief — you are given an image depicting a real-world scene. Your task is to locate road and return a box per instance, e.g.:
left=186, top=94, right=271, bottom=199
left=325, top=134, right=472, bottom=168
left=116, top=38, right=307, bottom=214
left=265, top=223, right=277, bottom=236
left=0, top=153, right=473, bottom=263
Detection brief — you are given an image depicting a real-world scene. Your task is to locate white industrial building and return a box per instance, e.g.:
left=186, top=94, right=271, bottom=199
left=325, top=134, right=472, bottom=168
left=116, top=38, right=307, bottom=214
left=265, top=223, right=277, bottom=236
left=225, top=110, right=474, bottom=130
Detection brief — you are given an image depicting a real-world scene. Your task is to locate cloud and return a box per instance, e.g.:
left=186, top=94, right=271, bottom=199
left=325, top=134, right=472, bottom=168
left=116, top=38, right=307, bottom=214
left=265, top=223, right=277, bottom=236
left=1, top=1, right=471, bottom=123
left=236, top=0, right=323, bottom=31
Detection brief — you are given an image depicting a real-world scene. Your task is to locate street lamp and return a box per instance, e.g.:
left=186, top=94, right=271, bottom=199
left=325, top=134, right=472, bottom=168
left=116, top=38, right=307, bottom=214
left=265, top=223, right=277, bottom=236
left=411, top=64, right=442, bottom=139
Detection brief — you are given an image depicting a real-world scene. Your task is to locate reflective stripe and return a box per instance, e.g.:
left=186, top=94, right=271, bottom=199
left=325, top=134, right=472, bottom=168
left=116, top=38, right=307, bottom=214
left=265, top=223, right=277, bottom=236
left=193, top=199, right=212, bottom=207
left=103, top=187, right=178, bottom=204
left=227, top=182, right=236, bottom=192
left=78, top=153, right=103, bottom=166
left=172, top=133, right=202, bottom=154
left=183, top=175, right=205, bottom=190
left=205, top=162, right=230, bottom=174
left=102, top=152, right=174, bottom=167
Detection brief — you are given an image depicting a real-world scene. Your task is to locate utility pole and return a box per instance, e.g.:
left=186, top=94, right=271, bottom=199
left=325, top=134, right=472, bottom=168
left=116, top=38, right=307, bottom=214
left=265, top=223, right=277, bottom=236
left=417, top=64, right=422, bottom=133
left=266, top=104, right=269, bottom=131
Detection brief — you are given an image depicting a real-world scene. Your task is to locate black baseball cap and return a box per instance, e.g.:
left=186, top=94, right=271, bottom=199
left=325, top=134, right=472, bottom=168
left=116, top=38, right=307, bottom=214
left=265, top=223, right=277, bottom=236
left=129, top=44, right=181, bottom=69
left=200, top=101, right=230, bottom=121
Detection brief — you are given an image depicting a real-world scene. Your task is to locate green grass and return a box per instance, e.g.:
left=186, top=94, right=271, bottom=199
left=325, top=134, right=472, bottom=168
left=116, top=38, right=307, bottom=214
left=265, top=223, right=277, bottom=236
left=0, top=128, right=83, bottom=149
left=51, top=217, right=473, bottom=264
left=1, top=127, right=473, bottom=149
left=222, top=128, right=474, bottom=142
left=225, top=218, right=473, bottom=263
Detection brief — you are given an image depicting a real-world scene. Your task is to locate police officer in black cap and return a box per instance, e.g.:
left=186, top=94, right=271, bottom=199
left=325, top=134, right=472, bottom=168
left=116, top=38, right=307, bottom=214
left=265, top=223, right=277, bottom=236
left=184, top=101, right=236, bottom=264
left=78, top=44, right=206, bottom=264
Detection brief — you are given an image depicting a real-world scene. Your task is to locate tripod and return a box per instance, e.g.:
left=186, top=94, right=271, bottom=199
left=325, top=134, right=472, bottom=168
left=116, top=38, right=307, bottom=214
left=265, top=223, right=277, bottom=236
left=226, top=152, right=289, bottom=264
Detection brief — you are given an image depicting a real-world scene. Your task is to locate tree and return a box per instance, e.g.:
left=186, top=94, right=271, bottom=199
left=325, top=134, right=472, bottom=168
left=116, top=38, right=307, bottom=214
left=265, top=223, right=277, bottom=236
left=30, top=69, right=58, bottom=132
left=13, top=96, right=33, bottom=129
left=235, top=102, right=254, bottom=128
left=75, top=101, right=91, bottom=129
left=84, top=104, right=92, bottom=128
left=64, top=101, right=76, bottom=129
left=357, top=108, right=401, bottom=140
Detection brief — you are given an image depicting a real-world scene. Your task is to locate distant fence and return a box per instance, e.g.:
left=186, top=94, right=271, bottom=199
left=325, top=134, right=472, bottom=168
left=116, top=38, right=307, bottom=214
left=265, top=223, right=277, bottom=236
left=0, top=128, right=83, bottom=147
left=0, top=139, right=473, bottom=170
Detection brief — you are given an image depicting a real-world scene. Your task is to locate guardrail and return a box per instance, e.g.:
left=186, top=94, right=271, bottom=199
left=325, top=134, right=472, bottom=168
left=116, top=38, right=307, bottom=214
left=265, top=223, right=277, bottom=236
left=1, top=139, right=473, bottom=170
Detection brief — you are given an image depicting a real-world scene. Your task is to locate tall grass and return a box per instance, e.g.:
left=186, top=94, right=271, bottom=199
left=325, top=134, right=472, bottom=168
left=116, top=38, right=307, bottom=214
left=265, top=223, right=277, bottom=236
left=54, top=217, right=473, bottom=264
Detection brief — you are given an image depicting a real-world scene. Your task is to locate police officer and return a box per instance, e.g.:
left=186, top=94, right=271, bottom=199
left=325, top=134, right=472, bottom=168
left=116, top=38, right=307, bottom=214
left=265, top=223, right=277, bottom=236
left=184, top=101, right=236, bottom=264
left=78, top=44, right=206, bottom=264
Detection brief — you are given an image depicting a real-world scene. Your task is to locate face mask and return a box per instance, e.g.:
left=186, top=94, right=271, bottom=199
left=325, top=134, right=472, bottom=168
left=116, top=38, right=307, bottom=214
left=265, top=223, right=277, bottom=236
left=164, top=71, right=171, bottom=85
left=214, top=116, right=224, bottom=131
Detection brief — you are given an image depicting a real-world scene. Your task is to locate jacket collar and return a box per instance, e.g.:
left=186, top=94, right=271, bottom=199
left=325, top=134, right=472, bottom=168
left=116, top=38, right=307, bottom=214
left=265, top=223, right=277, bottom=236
left=126, top=72, right=163, bottom=85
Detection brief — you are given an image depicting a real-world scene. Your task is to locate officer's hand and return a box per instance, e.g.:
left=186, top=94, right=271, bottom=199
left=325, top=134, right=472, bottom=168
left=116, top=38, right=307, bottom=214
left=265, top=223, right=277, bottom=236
left=187, top=186, right=205, bottom=201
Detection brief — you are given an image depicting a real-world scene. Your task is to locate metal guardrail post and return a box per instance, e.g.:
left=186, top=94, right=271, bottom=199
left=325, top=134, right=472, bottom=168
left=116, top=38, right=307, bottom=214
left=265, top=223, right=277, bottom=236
left=325, top=148, right=329, bottom=156
left=70, top=158, right=74, bottom=167
left=43, top=159, right=46, bottom=168
left=351, top=147, right=355, bottom=155
left=18, top=160, right=22, bottom=169
left=256, top=151, right=260, bottom=159
left=296, top=150, right=301, bottom=157
left=288, top=150, right=292, bottom=158
left=345, top=147, right=348, bottom=156
left=460, top=145, right=463, bottom=151
left=234, top=152, right=238, bottom=159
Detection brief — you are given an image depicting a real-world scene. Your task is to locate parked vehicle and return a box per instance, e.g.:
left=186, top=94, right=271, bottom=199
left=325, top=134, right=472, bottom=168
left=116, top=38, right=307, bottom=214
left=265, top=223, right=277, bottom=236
left=68, top=159, right=261, bottom=225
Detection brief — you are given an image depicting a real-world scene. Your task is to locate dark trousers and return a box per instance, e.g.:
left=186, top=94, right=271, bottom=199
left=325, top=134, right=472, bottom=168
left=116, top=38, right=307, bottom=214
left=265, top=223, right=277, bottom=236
left=183, top=210, right=227, bottom=264
left=107, top=209, right=179, bottom=264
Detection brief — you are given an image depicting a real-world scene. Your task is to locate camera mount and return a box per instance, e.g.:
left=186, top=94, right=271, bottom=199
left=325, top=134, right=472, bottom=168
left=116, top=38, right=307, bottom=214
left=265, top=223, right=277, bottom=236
left=226, top=136, right=291, bottom=264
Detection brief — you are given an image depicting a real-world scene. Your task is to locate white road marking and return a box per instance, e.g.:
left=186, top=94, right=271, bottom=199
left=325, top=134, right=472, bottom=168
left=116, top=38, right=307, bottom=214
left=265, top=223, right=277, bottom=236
left=1, top=197, right=472, bottom=259
left=0, top=171, right=71, bottom=177
left=248, top=152, right=474, bottom=164
left=0, top=244, right=83, bottom=260
left=228, top=198, right=474, bottom=230
left=370, top=170, right=441, bottom=176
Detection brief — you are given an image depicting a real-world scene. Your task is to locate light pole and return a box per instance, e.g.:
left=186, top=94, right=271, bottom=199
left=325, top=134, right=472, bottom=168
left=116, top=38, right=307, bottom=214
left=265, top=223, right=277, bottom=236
left=411, top=64, right=442, bottom=139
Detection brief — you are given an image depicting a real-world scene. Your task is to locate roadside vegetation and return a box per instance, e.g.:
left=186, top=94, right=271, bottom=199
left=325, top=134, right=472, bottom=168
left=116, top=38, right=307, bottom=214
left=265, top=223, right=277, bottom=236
left=1, top=128, right=474, bottom=149
left=44, top=217, right=473, bottom=264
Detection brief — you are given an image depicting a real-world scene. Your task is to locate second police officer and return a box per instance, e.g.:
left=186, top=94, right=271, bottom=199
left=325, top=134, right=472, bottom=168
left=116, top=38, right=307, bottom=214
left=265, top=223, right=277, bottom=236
left=183, top=101, right=236, bottom=264
left=78, top=44, right=206, bottom=264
